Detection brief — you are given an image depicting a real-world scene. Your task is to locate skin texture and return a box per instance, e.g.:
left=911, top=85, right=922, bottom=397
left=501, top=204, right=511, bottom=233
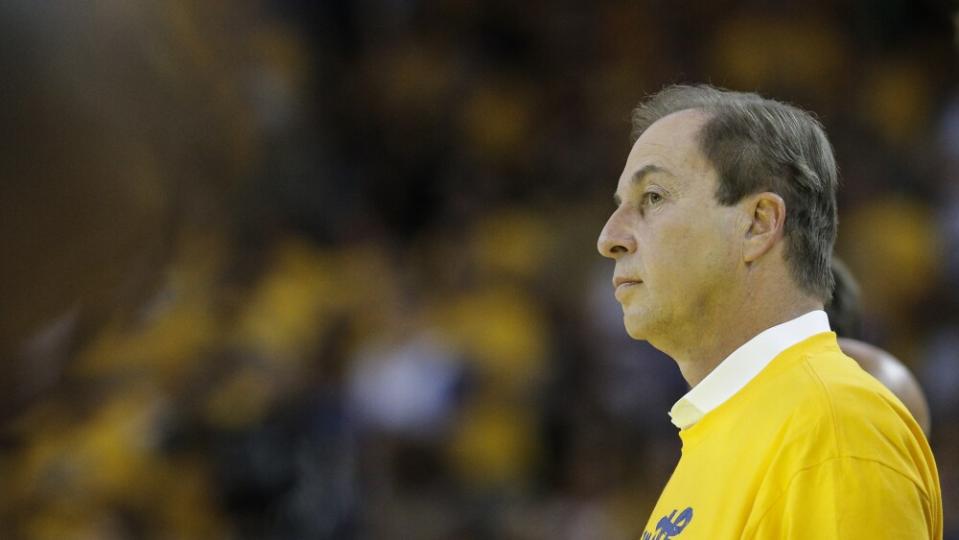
left=597, top=109, right=822, bottom=387
left=839, top=337, right=932, bottom=436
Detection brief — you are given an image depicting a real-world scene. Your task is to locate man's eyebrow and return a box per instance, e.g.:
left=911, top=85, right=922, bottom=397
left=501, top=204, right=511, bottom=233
left=613, top=164, right=673, bottom=206
left=632, top=164, right=673, bottom=185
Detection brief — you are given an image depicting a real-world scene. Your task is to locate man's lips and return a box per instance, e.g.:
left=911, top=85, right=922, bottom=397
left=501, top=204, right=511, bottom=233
left=613, top=276, right=643, bottom=289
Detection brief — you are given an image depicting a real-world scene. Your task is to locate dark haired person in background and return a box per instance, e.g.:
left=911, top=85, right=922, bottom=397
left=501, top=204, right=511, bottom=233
left=828, top=257, right=932, bottom=436
left=0, top=1, right=247, bottom=419
left=598, top=84, right=941, bottom=538
left=0, top=3, right=274, bottom=537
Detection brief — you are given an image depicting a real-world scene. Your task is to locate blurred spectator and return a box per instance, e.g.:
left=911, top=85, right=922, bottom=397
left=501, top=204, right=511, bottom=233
left=2, top=1, right=957, bottom=539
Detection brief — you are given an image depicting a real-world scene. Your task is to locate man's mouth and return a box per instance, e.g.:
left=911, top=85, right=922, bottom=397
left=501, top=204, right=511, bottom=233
left=613, top=276, right=643, bottom=291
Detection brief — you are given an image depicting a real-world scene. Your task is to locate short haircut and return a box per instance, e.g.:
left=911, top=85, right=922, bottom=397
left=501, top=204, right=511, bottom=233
left=631, top=85, right=838, bottom=301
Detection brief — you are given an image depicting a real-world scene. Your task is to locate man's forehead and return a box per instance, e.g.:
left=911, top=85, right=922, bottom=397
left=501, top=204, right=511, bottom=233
left=618, top=163, right=675, bottom=188
left=633, top=109, right=710, bottom=155
left=619, top=110, right=712, bottom=184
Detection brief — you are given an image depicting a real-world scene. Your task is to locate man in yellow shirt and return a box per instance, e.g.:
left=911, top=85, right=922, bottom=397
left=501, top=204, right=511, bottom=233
left=596, top=85, right=942, bottom=539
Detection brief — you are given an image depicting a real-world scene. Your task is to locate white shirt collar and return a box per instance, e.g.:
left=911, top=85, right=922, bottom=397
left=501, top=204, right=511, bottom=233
left=668, top=310, right=831, bottom=429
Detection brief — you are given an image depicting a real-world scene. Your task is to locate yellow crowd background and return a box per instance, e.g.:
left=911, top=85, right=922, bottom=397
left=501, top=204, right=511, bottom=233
left=1, top=1, right=957, bottom=539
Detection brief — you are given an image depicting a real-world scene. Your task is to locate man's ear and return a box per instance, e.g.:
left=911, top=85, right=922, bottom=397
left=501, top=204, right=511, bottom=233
left=743, top=192, right=786, bottom=263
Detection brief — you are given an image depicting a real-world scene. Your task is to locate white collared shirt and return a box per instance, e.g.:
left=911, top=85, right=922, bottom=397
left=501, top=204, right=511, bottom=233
left=668, top=310, right=832, bottom=429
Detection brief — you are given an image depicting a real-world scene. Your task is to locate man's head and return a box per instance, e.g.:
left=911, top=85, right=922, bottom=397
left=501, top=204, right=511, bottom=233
left=597, top=85, right=838, bottom=344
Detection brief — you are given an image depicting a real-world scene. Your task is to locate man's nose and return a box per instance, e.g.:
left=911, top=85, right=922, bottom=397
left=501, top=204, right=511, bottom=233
left=597, top=211, right=636, bottom=259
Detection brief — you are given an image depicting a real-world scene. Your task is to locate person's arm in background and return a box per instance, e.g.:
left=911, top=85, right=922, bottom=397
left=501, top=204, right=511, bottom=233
left=827, top=257, right=932, bottom=436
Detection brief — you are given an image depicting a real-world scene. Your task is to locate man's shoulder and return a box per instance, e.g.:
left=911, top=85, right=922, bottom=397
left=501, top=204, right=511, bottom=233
left=761, top=332, right=894, bottom=412
left=757, top=346, right=942, bottom=530
left=750, top=333, right=864, bottom=412
left=760, top=340, right=930, bottom=471
left=797, top=341, right=911, bottom=427
left=744, top=336, right=911, bottom=439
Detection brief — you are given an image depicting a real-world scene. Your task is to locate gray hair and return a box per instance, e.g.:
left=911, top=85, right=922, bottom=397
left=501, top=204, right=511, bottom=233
left=631, top=84, right=838, bottom=301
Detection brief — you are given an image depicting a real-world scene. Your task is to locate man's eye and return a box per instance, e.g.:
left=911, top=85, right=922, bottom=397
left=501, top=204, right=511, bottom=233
left=643, top=192, right=663, bottom=205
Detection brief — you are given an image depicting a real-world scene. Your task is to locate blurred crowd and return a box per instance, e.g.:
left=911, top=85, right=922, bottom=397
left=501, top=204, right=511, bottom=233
left=1, top=1, right=958, bottom=539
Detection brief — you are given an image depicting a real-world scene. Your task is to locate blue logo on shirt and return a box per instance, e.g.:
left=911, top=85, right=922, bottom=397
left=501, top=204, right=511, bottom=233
left=642, top=507, right=693, bottom=540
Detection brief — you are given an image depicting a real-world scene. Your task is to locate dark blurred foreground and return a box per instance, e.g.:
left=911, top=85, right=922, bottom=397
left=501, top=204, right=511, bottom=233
left=1, top=1, right=958, bottom=539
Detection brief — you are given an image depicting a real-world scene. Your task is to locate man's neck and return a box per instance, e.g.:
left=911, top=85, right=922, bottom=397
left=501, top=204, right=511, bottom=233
left=664, top=298, right=823, bottom=388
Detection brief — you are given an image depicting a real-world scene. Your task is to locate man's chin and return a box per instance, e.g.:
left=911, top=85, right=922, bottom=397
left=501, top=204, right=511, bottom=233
left=623, top=313, right=651, bottom=340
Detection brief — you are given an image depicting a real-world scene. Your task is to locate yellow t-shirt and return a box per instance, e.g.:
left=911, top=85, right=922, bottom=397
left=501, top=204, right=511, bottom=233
left=640, top=332, right=942, bottom=539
